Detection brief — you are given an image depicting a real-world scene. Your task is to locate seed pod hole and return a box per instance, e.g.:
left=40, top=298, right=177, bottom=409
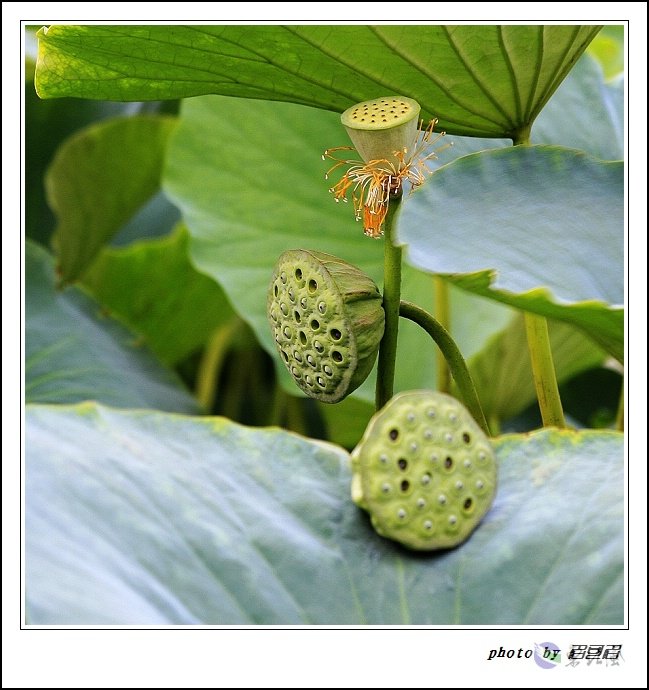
left=280, top=271, right=287, bottom=284
left=397, top=458, right=408, bottom=470
left=330, top=328, right=342, bottom=341
left=444, top=456, right=453, bottom=470
left=462, top=432, right=471, bottom=444
left=281, top=351, right=289, bottom=362
left=463, top=497, right=473, bottom=511
left=316, top=376, right=326, bottom=388
left=389, top=428, right=399, bottom=441
left=295, top=268, right=303, bottom=280
left=400, top=480, right=410, bottom=492
left=280, top=302, right=288, bottom=316
left=306, top=354, right=316, bottom=368
left=308, top=279, right=318, bottom=293
left=323, top=364, right=333, bottom=376
left=294, top=310, right=301, bottom=323
left=332, top=350, right=343, bottom=362
left=310, top=319, right=320, bottom=330
left=299, top=331, right=307, bottom=345
left=273, top=284, right=279, bottom=297
left=314, top=340, right=324, bottom=353
left=300, top=297, right=308, bottom=309
left=293, top=351, right=302, bottom=363
left=318, top=301, right=327, bottom=314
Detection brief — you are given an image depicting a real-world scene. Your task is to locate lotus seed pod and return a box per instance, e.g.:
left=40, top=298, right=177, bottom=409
left=351, top=390, right=497, bottom=550
left=268, top=250, right=385, bottom=403
left=341, top=96, right=421, bottom=169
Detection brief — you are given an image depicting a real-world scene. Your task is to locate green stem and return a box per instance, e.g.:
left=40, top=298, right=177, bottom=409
left=399, top=300, right=491, bottom=437
left=524, top=313, right=566, bottom=428
left=196, top=318, right=240, bottom=410
left=434, top=276, right=451, bottom=393
left=375, top=191, right=403, bottom=410
left=512, top=124, right=532, bottom=146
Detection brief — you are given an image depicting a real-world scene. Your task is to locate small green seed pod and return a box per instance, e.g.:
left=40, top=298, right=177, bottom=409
left=268, top=250, right=385, bottom=403
left=341, top=96, right=421, bottom=169
left=351, top=390, right=497, bottom=550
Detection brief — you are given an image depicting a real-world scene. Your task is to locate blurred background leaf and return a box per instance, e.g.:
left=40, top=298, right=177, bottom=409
left=586, top=24, right=624, bottom=79
left=46, top=114, right=177, bottom=283
left=82, top=225, right=234, bottom=366
left=460, top=315, right=607, bottom=432
left=26, top=240, right=199, bottom=412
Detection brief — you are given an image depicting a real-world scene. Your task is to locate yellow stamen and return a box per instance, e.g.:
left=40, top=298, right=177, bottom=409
left=323, top=119, right=448, bottom=237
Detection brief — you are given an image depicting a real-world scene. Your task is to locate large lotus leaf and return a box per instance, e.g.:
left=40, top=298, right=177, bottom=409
left=25, top=403, right=623, bottom=624
left=398, top=145, right=623, bottom=361
left=164, top=95, right=511, bottom=403
left=431, top=50, right=623, bottom=166
left=35, top=25, right=599, bottom=139
left=82, top=225, right=234, bottom=366
left=46, top=114, right=177, bottom=284
left=25, top=240, right=198, bottom=413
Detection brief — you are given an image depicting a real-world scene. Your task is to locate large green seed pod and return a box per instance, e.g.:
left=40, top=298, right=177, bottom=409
left=351, top=390, right=497, bottom=551
left=268, top=250, right=385, bottom=403
left=341, top=95, right=420, bottom=169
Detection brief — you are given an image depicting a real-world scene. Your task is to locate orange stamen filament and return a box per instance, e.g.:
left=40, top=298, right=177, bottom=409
left=323, top=119, right=447, bottom=237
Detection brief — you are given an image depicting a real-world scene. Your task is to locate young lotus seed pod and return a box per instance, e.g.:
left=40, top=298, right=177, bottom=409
left=268, top=250, right=385, bottom=403
left=351, top=390, right=497, bottom=551
left=341, top=95, right=421, bottom=170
